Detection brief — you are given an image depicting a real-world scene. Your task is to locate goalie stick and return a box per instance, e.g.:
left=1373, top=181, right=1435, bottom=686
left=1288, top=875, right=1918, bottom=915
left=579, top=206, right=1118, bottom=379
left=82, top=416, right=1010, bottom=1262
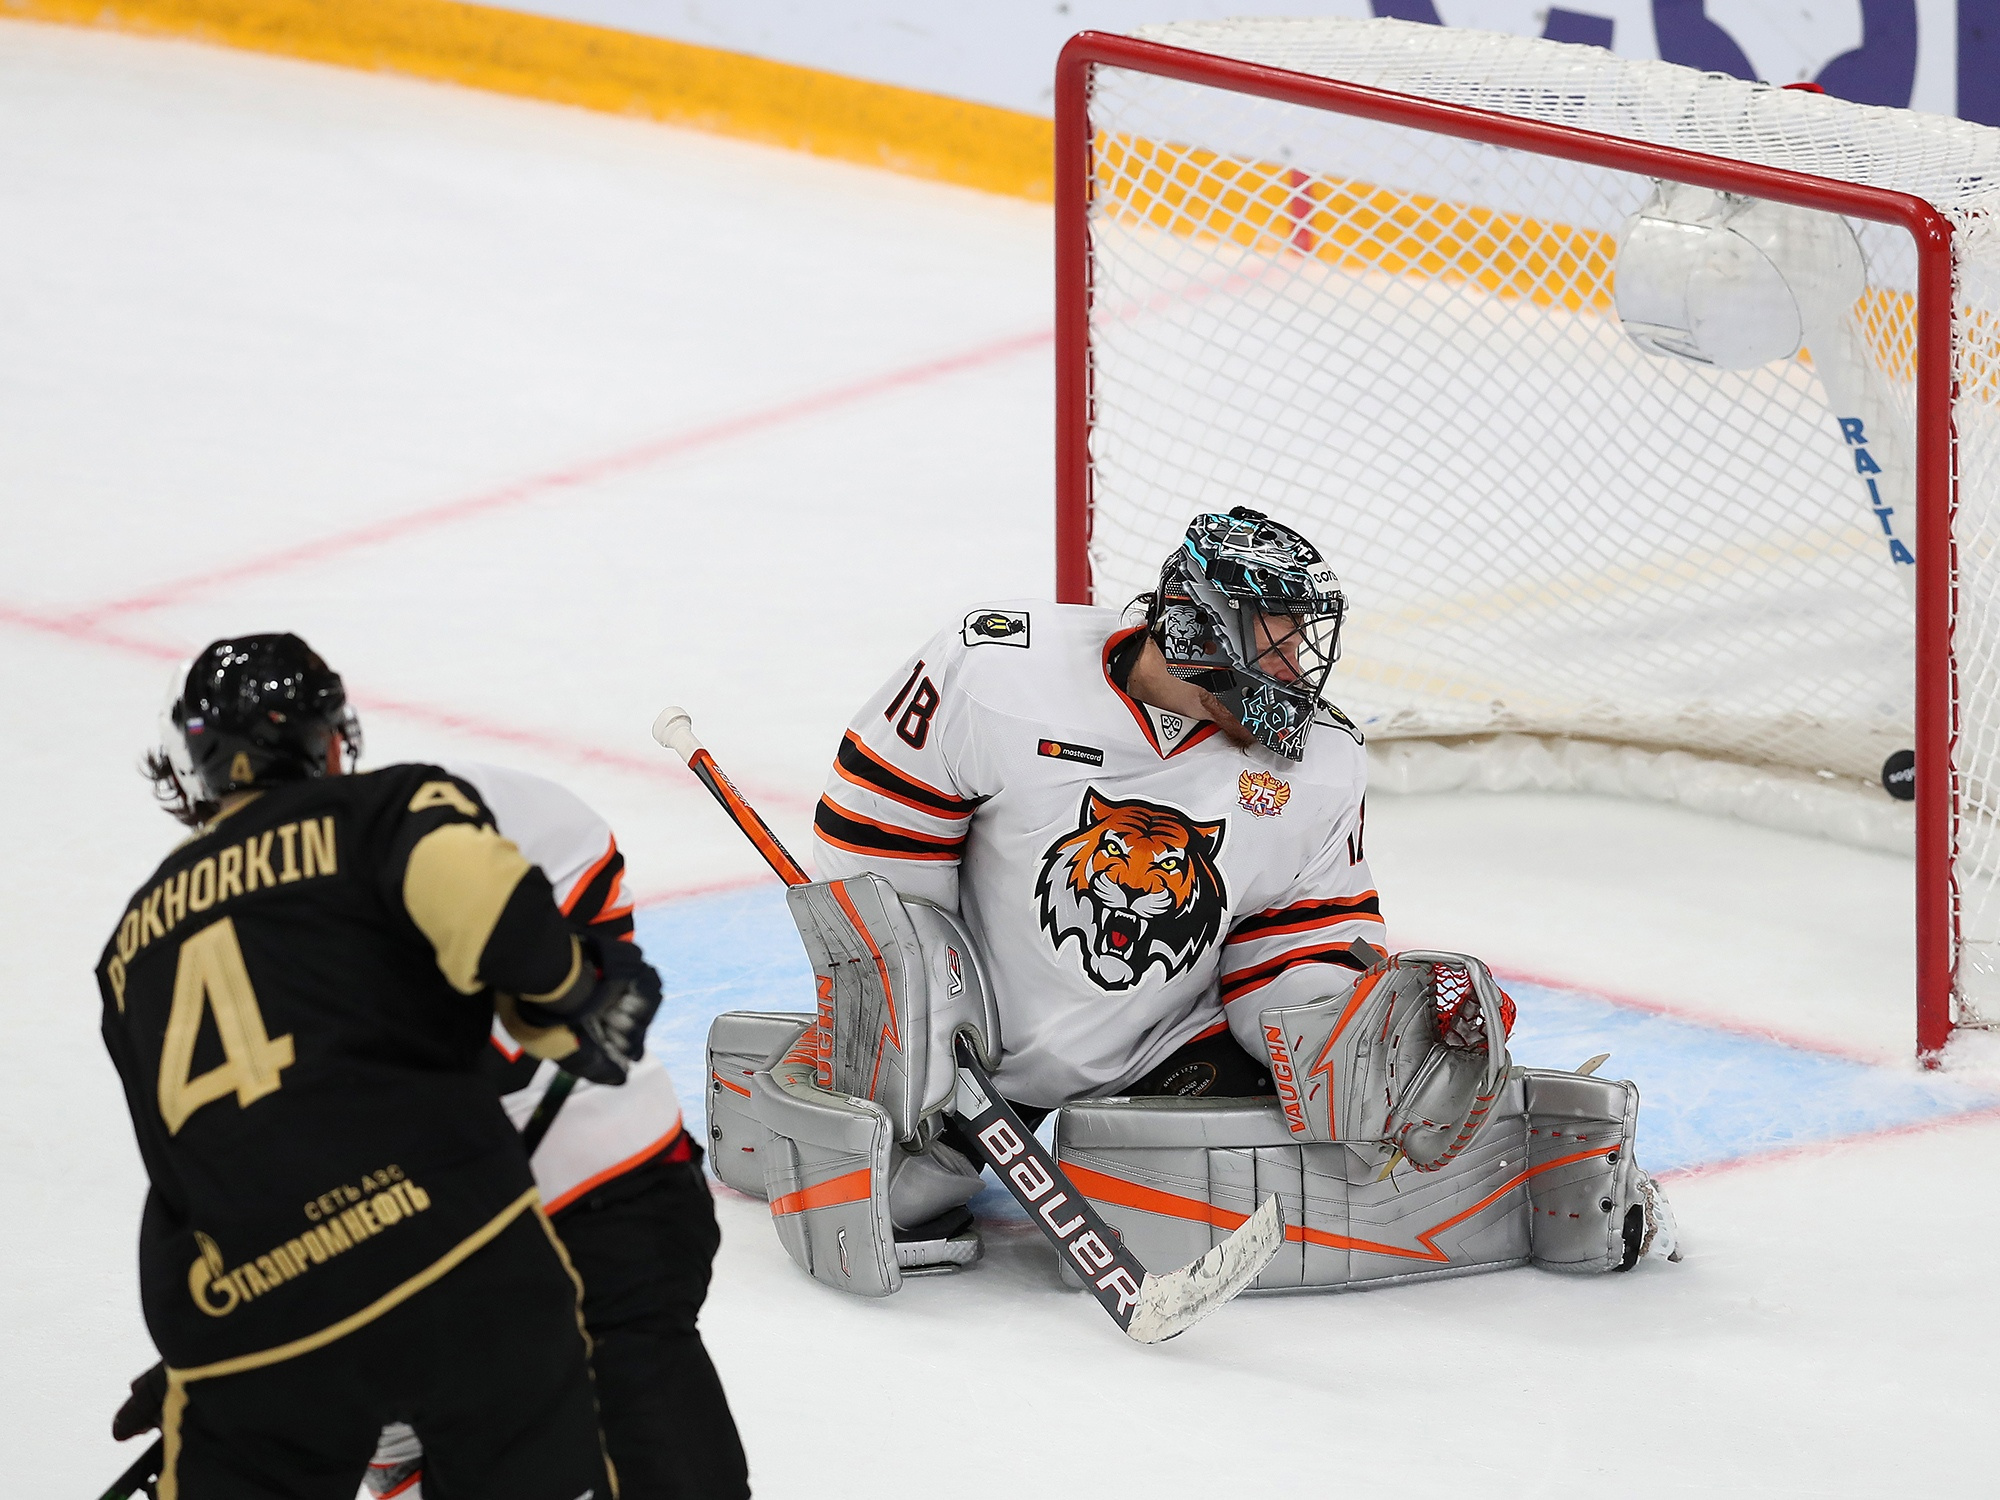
left=651, top=706, right=1284, bottom=1342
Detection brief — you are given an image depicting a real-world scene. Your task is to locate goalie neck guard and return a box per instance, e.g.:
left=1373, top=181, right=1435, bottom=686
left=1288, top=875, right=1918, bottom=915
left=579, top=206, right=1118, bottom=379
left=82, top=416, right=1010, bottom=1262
left=1150, top=507, right=1345, bottom=760
left=164, top=634, right=362, bottom=808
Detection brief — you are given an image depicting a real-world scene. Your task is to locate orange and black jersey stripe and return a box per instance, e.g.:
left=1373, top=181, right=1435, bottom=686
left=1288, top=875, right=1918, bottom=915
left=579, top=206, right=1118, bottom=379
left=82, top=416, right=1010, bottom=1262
left=559, top=837, right=635, bottom=944
left=813, top=797, right=967, bottom=862
left=1219, top=943, right=1375, bottom=1004
left=830, top=731, right=980, bottom=819
left=1219, top=893, right=1386, bottom=1006
left=1225, top=893, right=1382, bottom=945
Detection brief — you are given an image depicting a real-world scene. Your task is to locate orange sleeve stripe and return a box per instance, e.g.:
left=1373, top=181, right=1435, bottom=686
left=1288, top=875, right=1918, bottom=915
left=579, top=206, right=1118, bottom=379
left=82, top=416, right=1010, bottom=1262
left=1224, top=910, right=1386, bottom=945
left=813, top=827, right=963, bottom=863
left=836, top=731, right=975, bottom=815
left=769, top=1165, right=874, bottom=1218
left=540, top=1119, right=684, bottom=1215
left=1220, top=942, right=1372, bottom=1002
left=587, top=865, right=632, bottom=924
left=814, top=797, right=966, bottom=862
left=819, top=796, right=963, bottom=849
left=1225, top=893, right=1383, bottom=944
left=559, top=836, right=619, bottom=918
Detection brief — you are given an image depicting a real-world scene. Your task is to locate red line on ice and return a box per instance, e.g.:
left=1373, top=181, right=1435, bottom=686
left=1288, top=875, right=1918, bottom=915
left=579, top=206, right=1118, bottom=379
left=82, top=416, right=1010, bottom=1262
left=64, top=327, right=1052, bottom=624
left=633, top=870, right=801, bottom=908
left=1657, top=1101, right=2000, bottom=1183
left=0, top=599, right=815, bottom=812
left=1475, top=954, right=1896, bottom=1067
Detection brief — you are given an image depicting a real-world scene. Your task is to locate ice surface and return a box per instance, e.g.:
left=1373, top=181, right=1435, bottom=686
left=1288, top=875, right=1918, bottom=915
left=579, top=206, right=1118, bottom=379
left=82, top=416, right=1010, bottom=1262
left=3, top=19, right=1995, bottom=1498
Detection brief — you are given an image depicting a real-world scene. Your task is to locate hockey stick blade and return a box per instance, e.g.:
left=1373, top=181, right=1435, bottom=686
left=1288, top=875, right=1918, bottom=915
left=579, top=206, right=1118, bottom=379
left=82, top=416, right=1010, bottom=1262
left=1125, top=1193, right=1285, bottom=1344
left=951, top=1039, right=1282, bottom=1343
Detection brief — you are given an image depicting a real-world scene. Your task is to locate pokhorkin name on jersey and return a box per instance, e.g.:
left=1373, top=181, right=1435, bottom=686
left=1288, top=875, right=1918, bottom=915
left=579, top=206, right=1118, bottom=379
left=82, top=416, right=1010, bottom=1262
left=189, top=1164, right=431, bottom=1318
left=105, top=815, right=339, bottom=1007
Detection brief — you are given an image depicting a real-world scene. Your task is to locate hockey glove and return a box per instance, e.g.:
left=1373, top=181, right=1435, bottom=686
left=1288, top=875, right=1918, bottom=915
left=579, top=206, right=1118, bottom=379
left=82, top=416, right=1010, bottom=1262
left=517, top=937, right=662, bottom=1085
left=112, top=1361, right=166, bottom=1441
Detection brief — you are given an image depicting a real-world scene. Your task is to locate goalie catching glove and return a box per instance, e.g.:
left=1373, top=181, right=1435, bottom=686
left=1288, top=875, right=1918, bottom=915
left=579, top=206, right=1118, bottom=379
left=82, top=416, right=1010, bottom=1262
left=1261, top=949, right=1514, bottom=1169
left=505, top=933, right=663, bottom=1085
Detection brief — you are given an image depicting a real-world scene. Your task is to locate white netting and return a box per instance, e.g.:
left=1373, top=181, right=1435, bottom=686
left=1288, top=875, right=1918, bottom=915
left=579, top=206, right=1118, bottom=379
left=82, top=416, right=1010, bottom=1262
left=1074, top=18, right=2000, bottom=1027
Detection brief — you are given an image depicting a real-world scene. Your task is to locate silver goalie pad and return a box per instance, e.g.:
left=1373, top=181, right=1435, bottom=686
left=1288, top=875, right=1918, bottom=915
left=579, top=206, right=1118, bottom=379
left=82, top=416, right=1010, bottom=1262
left=784, top=875, right=1001, bottom=1141
left=1260, top=950, right=1511, bottom=1169
left=704, top=1010, right=813, bottom=1198
left=755, top=1052, right=901, bottom=1298
left=1056, top=1090, right=1529, bottom=1293
left=701, top=877, right=1004, bottom=1295
left=1056, top=1066, right=1674, bottom=1291
left=1522, top=1068, right=1677, bottom=1273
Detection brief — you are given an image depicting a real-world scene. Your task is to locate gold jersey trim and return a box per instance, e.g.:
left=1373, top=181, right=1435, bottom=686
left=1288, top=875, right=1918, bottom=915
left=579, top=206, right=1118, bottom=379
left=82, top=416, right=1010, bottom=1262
left=169, top=1185, right=539, bottom=1384
left=159, top=1186, right=541, bottom=1497
left=402, top=822, right=534, bottom=994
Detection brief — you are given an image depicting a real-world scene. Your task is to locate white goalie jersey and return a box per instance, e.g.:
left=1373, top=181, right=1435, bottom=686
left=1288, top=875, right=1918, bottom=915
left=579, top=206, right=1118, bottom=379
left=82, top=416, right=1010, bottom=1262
left=811, top=602, right=1385, bottom=1109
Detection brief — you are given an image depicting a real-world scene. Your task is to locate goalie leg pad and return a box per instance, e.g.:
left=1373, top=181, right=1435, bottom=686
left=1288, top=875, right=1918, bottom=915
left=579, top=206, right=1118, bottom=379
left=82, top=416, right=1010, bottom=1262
left=1055, top=1088, right=1530, bottom=1292
left=1522, top=1068, right=1669, bottom=1273
left=753, top=1059, right=901, bottom=1297
left=785, top=876, right=1001, bottom=1142
left=703, top=1011, right=814, bottom=1198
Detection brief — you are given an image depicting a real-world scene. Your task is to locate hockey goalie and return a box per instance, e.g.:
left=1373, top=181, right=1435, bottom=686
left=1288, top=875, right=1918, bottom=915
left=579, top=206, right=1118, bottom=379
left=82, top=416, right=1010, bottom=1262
left=707, top=507, right=1678, bottom=1301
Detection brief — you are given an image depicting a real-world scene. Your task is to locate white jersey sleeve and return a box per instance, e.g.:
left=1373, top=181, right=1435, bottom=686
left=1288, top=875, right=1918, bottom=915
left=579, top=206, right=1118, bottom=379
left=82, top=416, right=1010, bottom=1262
left=809, top=623, right=991, bottom=910
left=445, top=760, right=685, bottom=1212
left=1216, top=795, right=1384, bottom=1058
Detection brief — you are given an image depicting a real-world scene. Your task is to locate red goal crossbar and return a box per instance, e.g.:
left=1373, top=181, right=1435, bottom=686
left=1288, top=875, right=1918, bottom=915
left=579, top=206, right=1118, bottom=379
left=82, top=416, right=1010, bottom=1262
left=1051, top=31, right=1959, bottom=1061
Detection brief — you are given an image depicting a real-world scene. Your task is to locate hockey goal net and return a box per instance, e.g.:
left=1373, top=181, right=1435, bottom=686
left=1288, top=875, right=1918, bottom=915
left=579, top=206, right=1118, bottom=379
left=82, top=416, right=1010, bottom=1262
left=1053, top=19, right=2000, bottom=1059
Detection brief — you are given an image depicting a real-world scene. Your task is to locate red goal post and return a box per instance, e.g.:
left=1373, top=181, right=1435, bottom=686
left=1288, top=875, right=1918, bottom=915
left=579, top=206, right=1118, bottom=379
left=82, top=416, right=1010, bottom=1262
left=1051, top=25, right=1962, bottom=1060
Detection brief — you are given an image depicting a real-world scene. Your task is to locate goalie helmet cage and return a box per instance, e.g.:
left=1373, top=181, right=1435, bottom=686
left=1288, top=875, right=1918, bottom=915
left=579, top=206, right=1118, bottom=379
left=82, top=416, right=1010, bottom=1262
left=1050, top=20, right=2000, bottom=1062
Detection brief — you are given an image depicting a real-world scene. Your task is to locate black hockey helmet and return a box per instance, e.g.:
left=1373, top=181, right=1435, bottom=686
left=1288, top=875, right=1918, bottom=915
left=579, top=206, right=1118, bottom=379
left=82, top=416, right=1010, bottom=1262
left=162, top=634, right=361, bottom=809
left=1150, top=507, right=1346, bottom=760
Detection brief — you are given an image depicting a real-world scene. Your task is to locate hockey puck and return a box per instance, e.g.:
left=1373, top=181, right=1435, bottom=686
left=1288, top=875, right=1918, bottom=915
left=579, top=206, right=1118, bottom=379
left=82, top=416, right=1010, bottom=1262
left=1882, top=748, right=1916, bottom=801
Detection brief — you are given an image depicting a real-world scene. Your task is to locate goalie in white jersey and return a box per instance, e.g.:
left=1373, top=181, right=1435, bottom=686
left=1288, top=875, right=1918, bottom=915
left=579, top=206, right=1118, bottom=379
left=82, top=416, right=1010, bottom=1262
left=707, top=505, right=1671, bottom=1298
left=812, top=506, right=1394, bottom=1248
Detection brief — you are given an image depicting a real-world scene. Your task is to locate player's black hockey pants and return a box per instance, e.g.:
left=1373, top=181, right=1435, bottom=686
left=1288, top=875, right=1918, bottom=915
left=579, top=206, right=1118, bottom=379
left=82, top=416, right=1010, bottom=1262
left=553, top=1140, right=750, bottom=1500
left=163, top=1208, right=611, bottom=1500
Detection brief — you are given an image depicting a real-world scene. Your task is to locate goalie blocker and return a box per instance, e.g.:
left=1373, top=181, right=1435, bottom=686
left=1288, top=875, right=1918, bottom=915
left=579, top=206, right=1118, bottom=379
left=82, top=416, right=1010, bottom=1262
left=706, top=891, right=1676, bottom=1299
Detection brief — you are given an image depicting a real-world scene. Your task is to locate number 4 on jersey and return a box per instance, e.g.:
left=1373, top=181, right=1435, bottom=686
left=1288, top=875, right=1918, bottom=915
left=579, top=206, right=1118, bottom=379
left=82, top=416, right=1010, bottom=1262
left=158, top=916, right=296, bottom=1135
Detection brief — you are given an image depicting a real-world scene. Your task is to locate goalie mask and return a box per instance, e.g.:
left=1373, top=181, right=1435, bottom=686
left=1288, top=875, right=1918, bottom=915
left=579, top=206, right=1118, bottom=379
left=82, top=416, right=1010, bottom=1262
left=154, top=634, right=362, bottom=818
left=1150, top=506, right=1345, bottom=760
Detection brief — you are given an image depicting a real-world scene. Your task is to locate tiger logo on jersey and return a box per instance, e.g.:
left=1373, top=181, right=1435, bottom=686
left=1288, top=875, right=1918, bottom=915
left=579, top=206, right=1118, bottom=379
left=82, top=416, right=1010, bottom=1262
left=1035, top=788, right=1227, bottom=991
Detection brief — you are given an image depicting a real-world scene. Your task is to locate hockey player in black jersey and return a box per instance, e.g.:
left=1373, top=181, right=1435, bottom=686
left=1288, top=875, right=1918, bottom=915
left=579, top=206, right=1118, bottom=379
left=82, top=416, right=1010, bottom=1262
left=98, top=635, right=655, bottom=1499
left=366, top=761, right=749, bottom=1500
